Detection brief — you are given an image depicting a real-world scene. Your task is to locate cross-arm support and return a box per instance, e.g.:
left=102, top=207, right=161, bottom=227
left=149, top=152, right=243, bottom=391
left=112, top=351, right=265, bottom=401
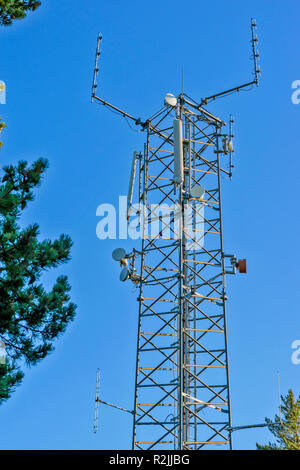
left=96, top=398, right=134, bottom=415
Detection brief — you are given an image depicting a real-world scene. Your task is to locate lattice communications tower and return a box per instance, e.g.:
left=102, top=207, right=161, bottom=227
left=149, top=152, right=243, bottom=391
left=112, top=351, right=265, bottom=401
left=92, top=19, right=260, bottom=450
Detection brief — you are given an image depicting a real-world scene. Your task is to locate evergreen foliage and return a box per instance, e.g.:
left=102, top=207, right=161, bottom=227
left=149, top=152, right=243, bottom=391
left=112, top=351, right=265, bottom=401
left=257, top=389, right=300, bottom=450
left=0, top=118, right=76, bottom=404
left=0, top=0, right=40, bottom=26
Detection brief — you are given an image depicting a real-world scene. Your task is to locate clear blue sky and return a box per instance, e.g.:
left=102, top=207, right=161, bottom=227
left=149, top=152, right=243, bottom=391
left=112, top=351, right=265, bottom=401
left=0, top=0, right=299, bottom=450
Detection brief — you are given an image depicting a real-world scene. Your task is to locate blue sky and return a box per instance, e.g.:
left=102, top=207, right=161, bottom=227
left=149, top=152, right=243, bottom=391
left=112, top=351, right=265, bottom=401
left=0, top=0, right=299, bottom=450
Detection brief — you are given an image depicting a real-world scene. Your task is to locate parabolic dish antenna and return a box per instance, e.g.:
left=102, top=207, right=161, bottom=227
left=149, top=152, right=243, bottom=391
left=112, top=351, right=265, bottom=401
left=164, top=93, right=177, bottom=107
left=120, top=268, right=130, bottom=282
left=112, top=248, right=127, bottom=262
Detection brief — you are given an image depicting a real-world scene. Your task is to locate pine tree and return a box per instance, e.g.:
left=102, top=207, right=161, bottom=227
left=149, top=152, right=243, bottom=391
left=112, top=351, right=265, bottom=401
left=256, top=389, right=300, bottom=450
left=0, top=0, right=41, bottom=26
left=0, top=118, right=76, bottom=404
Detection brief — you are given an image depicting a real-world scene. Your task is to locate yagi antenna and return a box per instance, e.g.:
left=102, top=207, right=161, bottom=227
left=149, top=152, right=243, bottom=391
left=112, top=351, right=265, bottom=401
left=93, top=368, right=100, bottom=434
left=91, top=19, right=261, bottom=127
left=251, top=18, right=261, bottom=83
left=91, top=32, right=102, bottom=102
left=191, top=18, right=261, bottom=108
left=93, top=369, right=134, bottom=434
left=91, top=34, right=145, bottom=128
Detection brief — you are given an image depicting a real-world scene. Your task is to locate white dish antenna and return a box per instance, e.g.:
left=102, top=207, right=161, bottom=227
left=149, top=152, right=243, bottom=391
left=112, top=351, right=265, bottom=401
left=164, top=93, right=177, bottom=107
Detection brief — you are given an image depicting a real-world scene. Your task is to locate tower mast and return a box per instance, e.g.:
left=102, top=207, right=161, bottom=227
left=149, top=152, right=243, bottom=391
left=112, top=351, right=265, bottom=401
left=131, top=97, right=235, bottom=449
left=91, top=18, right=260, bottom=450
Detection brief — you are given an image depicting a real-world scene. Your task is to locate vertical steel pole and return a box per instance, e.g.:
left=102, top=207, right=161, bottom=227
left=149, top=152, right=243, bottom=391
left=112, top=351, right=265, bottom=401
left=178, top=100, right=184, bottom=450
left=132, top=129, right=149, bottom=449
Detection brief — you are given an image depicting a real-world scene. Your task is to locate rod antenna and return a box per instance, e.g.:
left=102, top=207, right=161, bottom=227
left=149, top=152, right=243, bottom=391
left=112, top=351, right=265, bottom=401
left=277, top=371, right=283, bottom=424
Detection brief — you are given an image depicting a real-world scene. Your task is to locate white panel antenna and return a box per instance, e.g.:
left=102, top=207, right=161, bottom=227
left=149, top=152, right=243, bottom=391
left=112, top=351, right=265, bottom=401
left=190, top=184, right=205, bottom=200
left=127, top=151, right=138, bottom=219
left=173, top=119, right=183, bottom=185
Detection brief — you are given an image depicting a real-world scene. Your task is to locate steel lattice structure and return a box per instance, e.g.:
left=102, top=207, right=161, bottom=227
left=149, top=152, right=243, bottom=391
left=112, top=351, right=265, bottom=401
left=131, top=97, right=233, bottom=450
left=91, top=18, right=260, bottom=450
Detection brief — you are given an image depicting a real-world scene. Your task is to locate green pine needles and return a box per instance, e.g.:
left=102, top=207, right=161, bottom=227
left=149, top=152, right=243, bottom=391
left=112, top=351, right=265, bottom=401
left=0, top=0, right=41, bottom=26
left=257, top=389, right=300, bottom=450
left=0, top=119, right=76, bottom=404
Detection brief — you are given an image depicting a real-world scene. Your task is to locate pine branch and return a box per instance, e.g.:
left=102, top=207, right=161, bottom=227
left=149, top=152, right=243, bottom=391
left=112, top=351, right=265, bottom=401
left=0, top=155, right=76, bottom=403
